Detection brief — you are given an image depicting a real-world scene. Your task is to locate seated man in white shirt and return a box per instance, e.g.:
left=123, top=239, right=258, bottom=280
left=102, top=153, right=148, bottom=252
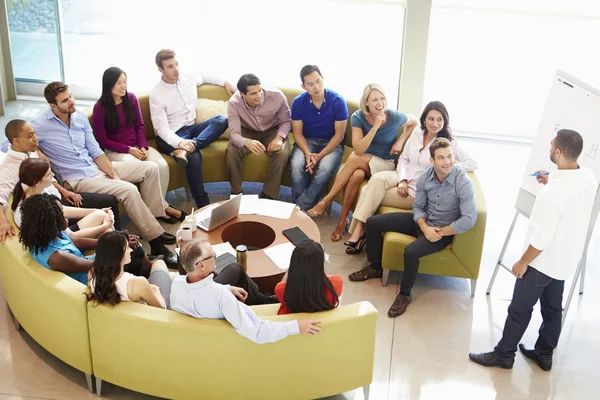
left=150, top=49, right=235, bottom=208
left=170, top=238, right=322, bottom=344
left=469, top=129, right=597, bottom=371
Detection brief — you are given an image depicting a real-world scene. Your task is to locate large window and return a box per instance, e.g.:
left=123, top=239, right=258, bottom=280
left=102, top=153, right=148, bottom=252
left=8, top=0, right=406, bottom=105
left=424, top=0, right=600, bottom=138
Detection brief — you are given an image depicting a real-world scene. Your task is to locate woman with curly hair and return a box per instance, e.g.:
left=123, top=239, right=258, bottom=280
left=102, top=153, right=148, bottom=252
left=19, top=193, right=96, bottom=285
left=274, top=239, right=342, bottom=315
left=88, top=231, right=175, bottom=309
left=12, top=158, right=114, bottom=238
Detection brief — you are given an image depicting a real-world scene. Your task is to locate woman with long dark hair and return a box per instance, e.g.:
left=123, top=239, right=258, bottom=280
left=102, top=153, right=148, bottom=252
left=306, top=84, right=418, bottom=243
left=275, top=239, right=342, bottom=314
left=92, top=66, right=185, bottom=223
left=88, top=231, right=174, bottom=309
left=19, top=193, right=97, bottom=285
left=12, top=158, right=114, bottom=238
left=345, top=101, right=479, bottom=258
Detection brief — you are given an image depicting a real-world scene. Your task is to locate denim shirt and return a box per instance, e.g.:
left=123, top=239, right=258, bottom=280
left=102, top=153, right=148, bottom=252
left=412, top=165, right=477, bottom=234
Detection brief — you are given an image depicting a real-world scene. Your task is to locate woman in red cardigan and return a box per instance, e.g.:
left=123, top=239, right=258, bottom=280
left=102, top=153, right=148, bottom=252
left=275, top=239, right=343, bottom=315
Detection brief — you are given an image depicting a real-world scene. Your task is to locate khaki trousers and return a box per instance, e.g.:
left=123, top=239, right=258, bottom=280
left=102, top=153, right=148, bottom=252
left=67, top=161, right=166, bottom=241
left=226, top=126, right=290, bottom=199
left=349, top=170, right=415, bottom=233
left=105, top=147, right=170, bottom=198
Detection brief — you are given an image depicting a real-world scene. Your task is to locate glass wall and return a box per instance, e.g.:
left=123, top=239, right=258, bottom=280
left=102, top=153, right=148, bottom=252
left=7, top=0, right=63, bottom=82
left=424, top=0, right=600, bottom=138
left=8, top=0, right=407, bottom=105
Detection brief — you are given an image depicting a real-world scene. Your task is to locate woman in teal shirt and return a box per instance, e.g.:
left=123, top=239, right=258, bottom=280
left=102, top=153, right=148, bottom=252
left=19, top=193, right=96, bottom=285
left=307, top=84, right=417, bottom=241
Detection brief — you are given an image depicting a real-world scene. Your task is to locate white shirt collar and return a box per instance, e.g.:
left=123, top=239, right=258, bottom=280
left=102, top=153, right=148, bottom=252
left=6, top=146, right=34, bottom=160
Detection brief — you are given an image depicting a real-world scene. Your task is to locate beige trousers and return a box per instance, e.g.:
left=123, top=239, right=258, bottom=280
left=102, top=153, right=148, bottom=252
left=105, top=147, right=169, bottom=198
left=349, top=170, right=415, bottom=233
left=67, top=161, right=166, bottom=241
left=225, top=126, right=291, bottom=199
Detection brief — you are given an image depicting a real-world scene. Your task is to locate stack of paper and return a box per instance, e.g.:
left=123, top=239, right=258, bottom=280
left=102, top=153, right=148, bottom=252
left=230, top=194, right=260, bottom=215
left=258, top=199, right=295, bottom=219
left=212, top=242, right=237, bottom=257
left=264, top=242, right=295, bottom=270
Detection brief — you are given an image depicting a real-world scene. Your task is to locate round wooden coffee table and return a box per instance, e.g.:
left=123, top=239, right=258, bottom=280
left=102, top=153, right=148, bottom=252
left=186, top=201, right=320, bottom=293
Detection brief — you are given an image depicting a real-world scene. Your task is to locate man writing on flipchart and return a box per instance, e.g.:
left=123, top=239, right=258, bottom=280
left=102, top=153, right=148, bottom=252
left=469, top=129, right=597, bottom=371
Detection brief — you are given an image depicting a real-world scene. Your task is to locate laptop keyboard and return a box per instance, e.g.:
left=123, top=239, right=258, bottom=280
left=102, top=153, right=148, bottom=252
left=198, top=216, right=211, bottom=228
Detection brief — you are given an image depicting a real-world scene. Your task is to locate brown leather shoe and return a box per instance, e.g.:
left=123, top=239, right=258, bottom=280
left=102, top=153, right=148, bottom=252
left=172, top=149, right=190, bottom=167
left=349, top=265, right=383, bottom=282
left=388, top=293, right=412, bottom=318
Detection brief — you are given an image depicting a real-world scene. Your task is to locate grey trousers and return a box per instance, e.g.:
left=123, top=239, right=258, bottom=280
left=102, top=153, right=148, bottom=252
left=225, top=126, right=290, bottom=199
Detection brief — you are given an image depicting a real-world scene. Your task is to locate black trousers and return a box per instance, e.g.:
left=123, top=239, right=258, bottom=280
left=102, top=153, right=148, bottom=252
left=61, top=192, right=121, bottom=230
left=366, top=212, right=454, bottom=295
left=213, top=263, right=269, bottom=306
left=494, top=267, right=564, bottom=362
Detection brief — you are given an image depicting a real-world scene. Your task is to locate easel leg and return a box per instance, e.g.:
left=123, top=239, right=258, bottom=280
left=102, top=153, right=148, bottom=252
left=487, top=211, right=519, bottom=295
left=562, top=258, right=583, bottom=327
left=579, top=252, right=587, bottom=295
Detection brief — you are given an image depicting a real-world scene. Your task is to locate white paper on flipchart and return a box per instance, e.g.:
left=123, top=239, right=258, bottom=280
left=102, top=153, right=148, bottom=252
left=229, top=194, right=260, bottom=215
left=194, top=204, right=219, bottom=224
left=257, top=199, right=295, bottom=219
left=264, top=242, right=295, bottom=270
left=212, top=242, right=236, bottom=258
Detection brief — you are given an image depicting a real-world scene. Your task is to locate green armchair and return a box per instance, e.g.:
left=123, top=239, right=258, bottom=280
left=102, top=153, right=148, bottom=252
left=377, top=171, right=486, bottom=296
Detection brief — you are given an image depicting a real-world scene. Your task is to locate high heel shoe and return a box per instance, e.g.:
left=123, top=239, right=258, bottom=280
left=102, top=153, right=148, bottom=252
left=345, top=234, right=367, bottom=255
left=330, top=219, right=349, bottom=242
left=344, top=233, right=364, bottom=247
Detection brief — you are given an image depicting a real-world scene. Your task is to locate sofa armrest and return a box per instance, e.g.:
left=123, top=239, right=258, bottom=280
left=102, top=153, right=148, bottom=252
left=451, top=172, right=487, bottom=279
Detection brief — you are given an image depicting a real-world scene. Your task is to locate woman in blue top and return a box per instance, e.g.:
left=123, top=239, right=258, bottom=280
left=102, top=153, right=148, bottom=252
left=307, top=84, right=417, bottom=241
left=19, top=193, right=96, bottom=285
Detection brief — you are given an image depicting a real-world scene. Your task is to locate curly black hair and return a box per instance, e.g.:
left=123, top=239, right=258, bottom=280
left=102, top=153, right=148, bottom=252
left=19, top=193, right=66, bottom=255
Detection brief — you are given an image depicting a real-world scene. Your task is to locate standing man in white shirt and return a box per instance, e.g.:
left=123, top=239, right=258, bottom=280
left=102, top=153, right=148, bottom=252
left=149, top=49, right=236, bottom=208
left=170, top=238, right=322, bottom=344
left=469, top=130, right=597, bottom=371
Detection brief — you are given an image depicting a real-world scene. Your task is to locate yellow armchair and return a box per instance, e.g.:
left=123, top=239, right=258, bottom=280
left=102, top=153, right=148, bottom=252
left=378, top=171, right=487, bottom=296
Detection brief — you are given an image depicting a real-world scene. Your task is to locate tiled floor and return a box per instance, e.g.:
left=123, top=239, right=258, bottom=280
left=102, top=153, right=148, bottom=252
left=1, top=101, right=599, bottom=399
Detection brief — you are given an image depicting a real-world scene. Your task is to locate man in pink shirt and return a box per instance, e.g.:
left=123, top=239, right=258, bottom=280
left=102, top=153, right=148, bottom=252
left=226, top=74, right=292, bottom=199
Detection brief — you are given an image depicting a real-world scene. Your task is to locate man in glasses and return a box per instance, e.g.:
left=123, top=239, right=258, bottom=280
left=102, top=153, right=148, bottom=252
left=171, top=238, right=323, bottom=344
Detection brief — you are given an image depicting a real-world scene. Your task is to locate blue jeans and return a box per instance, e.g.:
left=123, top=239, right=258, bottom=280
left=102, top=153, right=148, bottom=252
left=290, top=139, right=343, bottom=210
left=494, top=267, right=564, bottom=362
left=156, top=115, right=227, bottom=208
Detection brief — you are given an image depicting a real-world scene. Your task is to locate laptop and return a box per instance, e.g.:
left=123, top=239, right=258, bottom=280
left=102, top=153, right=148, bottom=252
left=195, top=194, right=242, bottom=232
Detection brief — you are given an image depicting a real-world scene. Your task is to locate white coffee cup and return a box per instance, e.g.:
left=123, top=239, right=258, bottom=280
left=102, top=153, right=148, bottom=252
left=184, top=214, right=197, bottom=232
left=176, top=224, right=193, bottom=242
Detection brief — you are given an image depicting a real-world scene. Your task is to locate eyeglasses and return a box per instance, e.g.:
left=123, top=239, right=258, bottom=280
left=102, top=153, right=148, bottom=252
left=195, top=254, right=216, bottom=266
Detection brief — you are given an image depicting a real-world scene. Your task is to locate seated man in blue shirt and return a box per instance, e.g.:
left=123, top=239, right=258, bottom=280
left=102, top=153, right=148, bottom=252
left=170, top=238, right=322, bottom=344
left=31, top=82, right=177, bottom=260
left=290, top=65, right=348, bottom=211
left=349, top=138, right=477, bottom=318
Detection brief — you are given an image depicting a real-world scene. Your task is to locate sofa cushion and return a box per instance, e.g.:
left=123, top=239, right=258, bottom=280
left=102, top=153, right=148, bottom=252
left=195, top=98, right=230, bottom=140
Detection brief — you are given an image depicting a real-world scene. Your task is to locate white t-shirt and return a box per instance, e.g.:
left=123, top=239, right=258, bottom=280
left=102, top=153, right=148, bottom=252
left=526, top=166, right=597, bottom=280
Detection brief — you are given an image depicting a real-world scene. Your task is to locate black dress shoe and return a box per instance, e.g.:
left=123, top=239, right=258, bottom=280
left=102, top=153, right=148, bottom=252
left=154, top=232, right=176, bottom=245
left=519, top=344, right=552, bottom=371
left=157, top=216, right=179, bottom=224
left=264, top=294, right=279, bottom=304
left=150, top=243, right=175, bottom=258
left=469, top=352, right=514, bottom=369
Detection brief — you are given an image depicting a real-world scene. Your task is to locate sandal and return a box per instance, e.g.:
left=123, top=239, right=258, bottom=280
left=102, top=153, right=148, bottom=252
left=345, top=234, right=367, bottom=255
left=306, top=201, right=329, bottom=218
left=330, top=219, right=348, bottom=242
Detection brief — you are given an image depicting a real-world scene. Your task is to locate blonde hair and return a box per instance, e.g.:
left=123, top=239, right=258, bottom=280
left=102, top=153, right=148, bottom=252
left=359, top=83, right=387, bottom=115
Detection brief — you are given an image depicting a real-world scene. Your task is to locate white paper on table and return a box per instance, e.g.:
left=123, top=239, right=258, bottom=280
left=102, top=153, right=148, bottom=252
left=230, top=194, right=259, bottom=215
left=211, top=242, right=237, bottom=258
left=194, top=204, right=219, bottom=225
left=264, top=242, right=296, bottom=270
left=258, top=199, right=295, bottom=219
